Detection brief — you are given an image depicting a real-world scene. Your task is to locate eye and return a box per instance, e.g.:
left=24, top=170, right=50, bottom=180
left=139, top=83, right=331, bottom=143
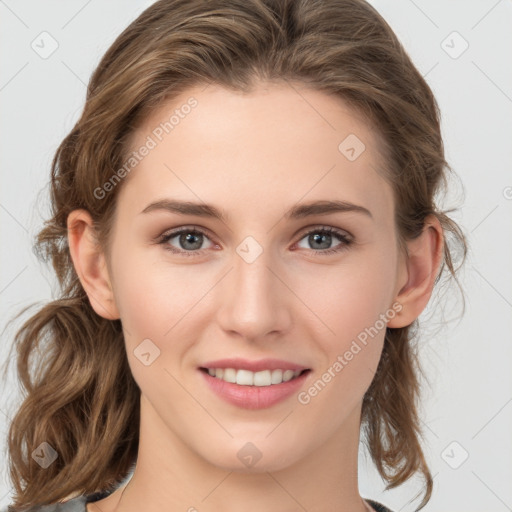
left=156, top=225, right=353, bottom=258
left=157, top=226, right=216, bottom=257
left=295, top=226, right=353, bottom=255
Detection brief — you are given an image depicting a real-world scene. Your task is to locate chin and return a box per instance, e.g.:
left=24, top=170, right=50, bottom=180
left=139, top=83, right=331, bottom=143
left=199, top=439, right=303, bottom=474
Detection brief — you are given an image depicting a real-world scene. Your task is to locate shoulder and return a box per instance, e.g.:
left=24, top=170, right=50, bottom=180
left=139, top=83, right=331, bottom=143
left=1, top=490, right=110, bottom=512
left=1, top=496, right=86, bottom=512
left=366, top=498, right=396, bottom=512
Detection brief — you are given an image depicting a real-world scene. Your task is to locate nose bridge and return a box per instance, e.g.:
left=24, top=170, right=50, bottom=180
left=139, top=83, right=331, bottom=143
left=217, top=243, right=289, bottom=339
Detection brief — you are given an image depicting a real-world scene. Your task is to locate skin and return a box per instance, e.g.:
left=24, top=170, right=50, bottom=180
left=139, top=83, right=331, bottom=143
left=67, top=81, right=443, bottom=512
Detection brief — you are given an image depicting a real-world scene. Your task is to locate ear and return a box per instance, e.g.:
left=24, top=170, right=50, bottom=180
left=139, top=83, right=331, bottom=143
left=67, top=209, right=120, bottom=320
left=387, top=214, right=444, bottom=328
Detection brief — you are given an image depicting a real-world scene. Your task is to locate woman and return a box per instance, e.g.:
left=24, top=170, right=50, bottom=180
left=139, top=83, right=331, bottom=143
left=1, top=0, right=467, bottom=511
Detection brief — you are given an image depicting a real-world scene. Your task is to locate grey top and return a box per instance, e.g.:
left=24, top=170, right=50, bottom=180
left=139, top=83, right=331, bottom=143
left=1, top=491, right=107, bottom=512
left=2, top=491, right=394, bottom=511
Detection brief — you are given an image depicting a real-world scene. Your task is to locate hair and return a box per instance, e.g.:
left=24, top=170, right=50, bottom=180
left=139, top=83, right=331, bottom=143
left=1, top=0, right=468, bottom=510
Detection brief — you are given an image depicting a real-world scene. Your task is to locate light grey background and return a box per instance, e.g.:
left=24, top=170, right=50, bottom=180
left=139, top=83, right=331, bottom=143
left=1, top=1, right=511, bottom=510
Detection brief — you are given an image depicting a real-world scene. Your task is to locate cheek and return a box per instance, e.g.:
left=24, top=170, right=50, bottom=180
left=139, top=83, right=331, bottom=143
left=303, top=251, right=396, bottom=344
left=112, top=243, right=205, bottom=331
left=293, top=247, right=396, bottom=400
left=110, top=251, right=213, bottom=374
left=296, top=270, right=389, bottom=418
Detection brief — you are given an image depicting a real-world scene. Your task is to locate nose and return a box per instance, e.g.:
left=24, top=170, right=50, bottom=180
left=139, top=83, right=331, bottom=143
left=216, top=246, right=292, bottom=341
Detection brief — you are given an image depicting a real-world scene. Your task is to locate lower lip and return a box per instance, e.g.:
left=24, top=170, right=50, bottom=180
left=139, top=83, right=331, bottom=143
left=198, top=369, right=311, bottom=410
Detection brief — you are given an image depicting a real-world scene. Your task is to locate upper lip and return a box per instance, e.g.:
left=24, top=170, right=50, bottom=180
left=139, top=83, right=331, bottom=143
left=200, top=358, right=310, bottom=372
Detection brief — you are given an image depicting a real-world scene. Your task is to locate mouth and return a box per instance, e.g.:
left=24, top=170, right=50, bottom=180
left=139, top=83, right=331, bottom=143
left=198, top=366, right=312, bottom=410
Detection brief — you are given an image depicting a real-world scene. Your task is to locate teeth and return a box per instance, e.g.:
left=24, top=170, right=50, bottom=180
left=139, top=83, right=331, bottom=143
left=206, top=368, right=303, bottom=386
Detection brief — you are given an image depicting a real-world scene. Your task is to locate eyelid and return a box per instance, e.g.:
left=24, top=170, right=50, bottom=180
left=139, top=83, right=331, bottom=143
left=157, top=224, right=216, bottom=242
left=295, top=224, right=353, bottom=240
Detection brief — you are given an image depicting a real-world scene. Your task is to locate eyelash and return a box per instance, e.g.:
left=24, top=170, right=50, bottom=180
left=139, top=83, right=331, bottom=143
left=156, top=225, right=353, bottom=258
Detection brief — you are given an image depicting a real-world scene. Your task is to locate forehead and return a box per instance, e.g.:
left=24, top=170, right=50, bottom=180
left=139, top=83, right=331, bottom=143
left=116, top=81, right=393, bottom=224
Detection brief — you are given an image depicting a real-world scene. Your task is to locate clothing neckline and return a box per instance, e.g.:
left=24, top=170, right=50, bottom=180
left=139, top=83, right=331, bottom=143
left=365, top=500, right=374, bottom=512
left=82, top=490, right=385, bottom=511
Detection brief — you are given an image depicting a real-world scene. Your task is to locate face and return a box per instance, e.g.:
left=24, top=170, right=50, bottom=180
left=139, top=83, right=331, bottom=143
left=103, top=81, right=404, bottom=472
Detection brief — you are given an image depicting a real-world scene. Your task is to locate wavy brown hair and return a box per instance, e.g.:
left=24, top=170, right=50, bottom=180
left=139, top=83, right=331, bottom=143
left=1, top=0, right=467, bottom=510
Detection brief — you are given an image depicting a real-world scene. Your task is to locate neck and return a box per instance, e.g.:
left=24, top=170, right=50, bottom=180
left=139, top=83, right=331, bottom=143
left=104, top=394, right=369, bottom=512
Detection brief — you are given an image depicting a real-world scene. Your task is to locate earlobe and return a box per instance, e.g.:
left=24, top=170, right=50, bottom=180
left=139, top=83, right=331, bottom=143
left=387, top=215, right=444, bottom=329
left=67, top=209, right=120, bottom=320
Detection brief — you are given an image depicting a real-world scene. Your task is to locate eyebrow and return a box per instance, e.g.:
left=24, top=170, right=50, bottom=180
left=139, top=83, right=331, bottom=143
left=140, top=199, right=373, bottom=221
